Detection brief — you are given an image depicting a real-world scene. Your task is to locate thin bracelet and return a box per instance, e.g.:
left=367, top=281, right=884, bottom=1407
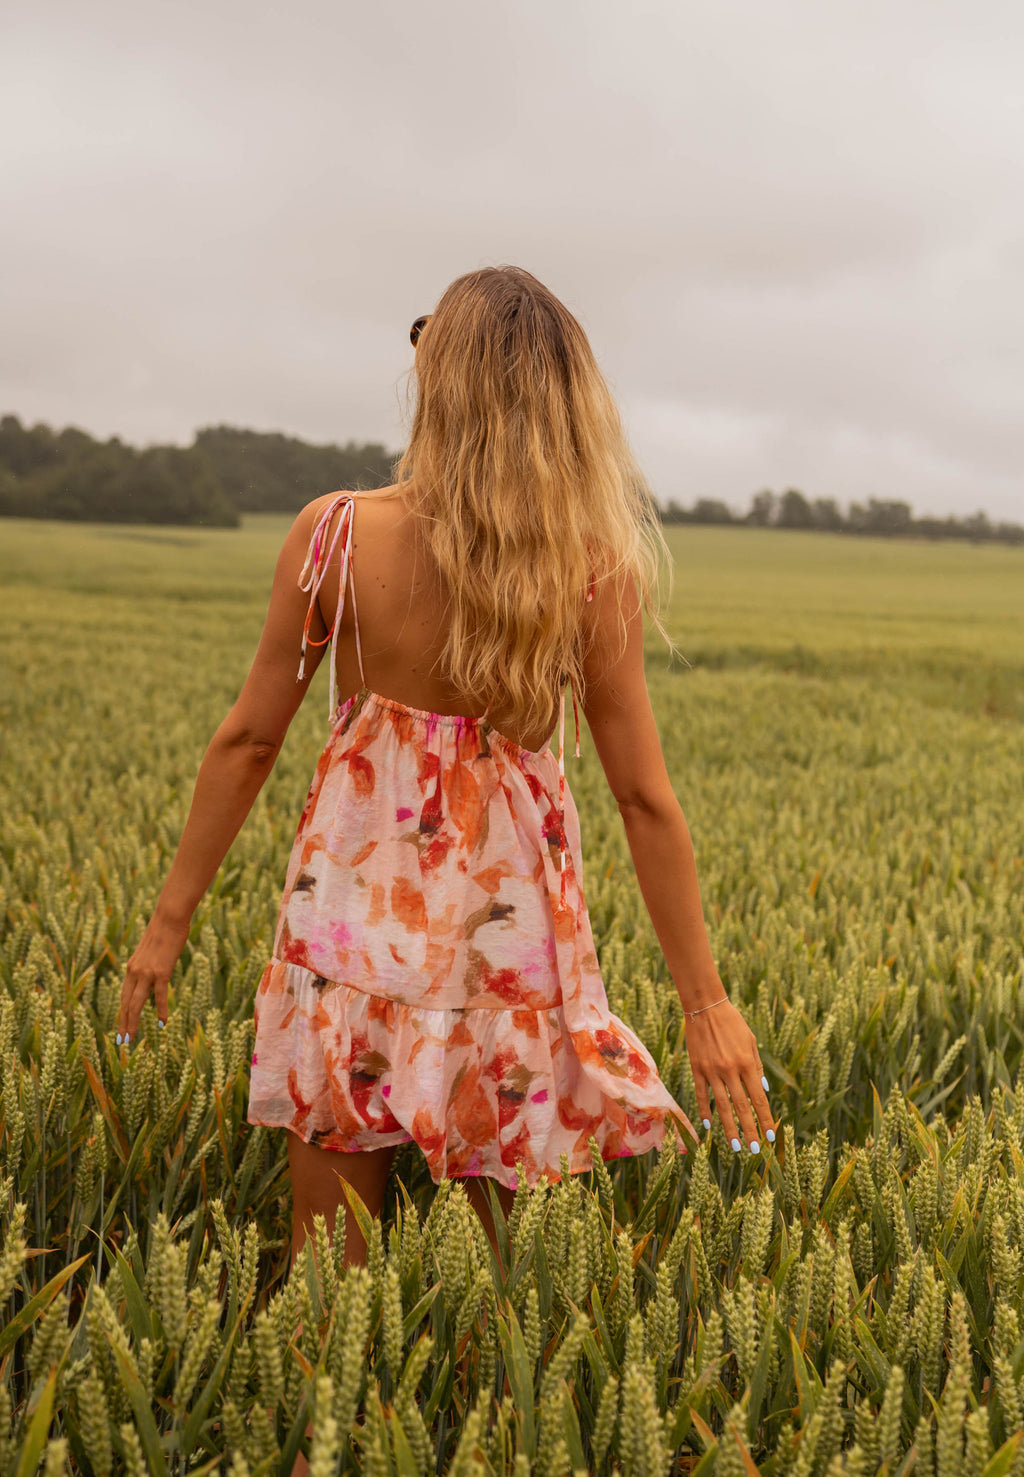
left=684, top=995, right=730, bottom=1021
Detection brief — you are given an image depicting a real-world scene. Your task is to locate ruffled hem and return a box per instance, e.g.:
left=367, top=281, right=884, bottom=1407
left=247, top=959, right=696, bottom=1191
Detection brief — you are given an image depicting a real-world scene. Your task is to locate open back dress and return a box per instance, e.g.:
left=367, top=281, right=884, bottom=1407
left=246, top=492, right=695, bottom=1189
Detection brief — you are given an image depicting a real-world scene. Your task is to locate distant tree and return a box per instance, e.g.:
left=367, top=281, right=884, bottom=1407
left=962, top=510, right=993, bottom=542
left=810, top=497, right=843, bottom=531
left=194, top=426, right=395, bottom=513
left=690, top=498, right=735, bottom=525
left=0, top=416, right=239, bottom=525
left=54, top=425, right=96, bottom=461
left=746, top=489, right=778, bottom=526
left=0, top=468, right=22, bottom=516
left=34, top=442, right=131, bottom=522
left=0, top=416, right=63, bottom=478
left=0, top=414, right=403, bottom=525
left=5, top=411, right=1021, bottom=543
left=777, top=488, right=814, bottom=529
left=128, top=447, right=237, bottom=525
left=849, top=499, right=913, bottom=536
left=914, top=515, right=958, bottom=541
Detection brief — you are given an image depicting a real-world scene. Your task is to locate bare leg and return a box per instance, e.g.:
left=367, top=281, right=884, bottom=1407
left=286, top=1134, right=397, bottom=1477
left=456, top=1175, right=517, bottom=1276
left=454, top=1175, right=517, bottom=1399
left=287, top=1131, right=397, bottom=1272
left=286, top=1143, right=516, bottom=1472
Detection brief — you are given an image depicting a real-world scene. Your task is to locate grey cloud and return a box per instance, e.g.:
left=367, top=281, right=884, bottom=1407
left=2, top=0, right=1023, bottom=519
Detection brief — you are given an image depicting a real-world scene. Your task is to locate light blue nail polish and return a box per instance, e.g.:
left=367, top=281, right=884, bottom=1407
left=766, top=1128, right=776, bottom=1143
left=115, top=1033, right=122, bottom=1045
left=731, top=1137, right=741, bottom=1152
left=761, top=1076, right=769, bottom=1092
left=750, top=1141, right=760, bottom=1154
left=124, top=1033, right=131, bottom=1045
left=702, top=1118, right=711, bottom=1131
left=158, top=1020, right=165, bottom=1030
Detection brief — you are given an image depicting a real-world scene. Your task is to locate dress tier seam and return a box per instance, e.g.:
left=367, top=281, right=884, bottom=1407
left=269, top=958, right=571, bottom=1013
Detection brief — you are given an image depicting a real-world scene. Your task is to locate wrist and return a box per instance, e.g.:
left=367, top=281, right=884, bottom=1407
left=683, top=994, right=730, bottom=1021
left=154, top=895, right=194, bottom=932
left=676, top=972, right=727, bottom=1015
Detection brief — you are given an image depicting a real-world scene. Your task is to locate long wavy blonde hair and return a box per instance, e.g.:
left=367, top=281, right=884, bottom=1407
left=394, top=266, right=672, bottom=732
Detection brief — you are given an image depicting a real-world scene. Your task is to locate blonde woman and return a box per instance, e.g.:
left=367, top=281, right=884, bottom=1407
left=117, top=266, right=775, bottom=1276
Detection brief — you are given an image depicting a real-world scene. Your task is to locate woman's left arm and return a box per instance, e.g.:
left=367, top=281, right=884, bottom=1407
left=116, top=502, right=331, bottom=1042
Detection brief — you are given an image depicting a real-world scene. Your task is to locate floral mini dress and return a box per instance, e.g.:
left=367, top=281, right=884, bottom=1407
left=246, top=492, right=695, bottom=1189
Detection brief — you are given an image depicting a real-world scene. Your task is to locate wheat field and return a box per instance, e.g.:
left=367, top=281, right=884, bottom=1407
left=1, top=516, right=1022, bottom=1474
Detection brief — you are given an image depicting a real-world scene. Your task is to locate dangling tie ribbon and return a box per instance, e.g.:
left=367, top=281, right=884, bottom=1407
left=297, top=495, right=359, bottom=719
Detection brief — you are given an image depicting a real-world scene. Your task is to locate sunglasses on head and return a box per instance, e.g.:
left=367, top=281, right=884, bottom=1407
left=410, top=315, right=431, bottom=348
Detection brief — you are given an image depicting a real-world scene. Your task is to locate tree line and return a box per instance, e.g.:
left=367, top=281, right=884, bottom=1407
left=1, top=414, right=1020, bottom=544
left=0, top=417, right=395, bottom=527
left=663, top=487, right=1024, bottom=545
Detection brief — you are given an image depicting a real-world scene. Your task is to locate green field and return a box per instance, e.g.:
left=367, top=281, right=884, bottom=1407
left=1, top=516, right=1023, bottom=1474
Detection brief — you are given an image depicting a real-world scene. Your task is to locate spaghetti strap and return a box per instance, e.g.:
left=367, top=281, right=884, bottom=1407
left=346, top=513, right=367, bottom=693
left=297, top=493, right=365, bottom=718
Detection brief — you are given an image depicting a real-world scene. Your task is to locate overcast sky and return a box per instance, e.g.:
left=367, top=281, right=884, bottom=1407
left=3, top=1, right=1024, bottom=521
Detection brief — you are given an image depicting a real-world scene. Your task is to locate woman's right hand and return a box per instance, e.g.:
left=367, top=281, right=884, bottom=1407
left=116, top=907, right=191, bottom=1044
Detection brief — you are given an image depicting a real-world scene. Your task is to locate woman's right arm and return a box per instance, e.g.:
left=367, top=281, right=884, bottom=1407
left=581, top=573, right=775, bottom=1153
left=115, top=500, right=334, bottom=1044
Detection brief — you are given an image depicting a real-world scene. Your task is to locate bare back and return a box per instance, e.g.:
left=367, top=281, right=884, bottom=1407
left=311, top=487, right=561, bottom=754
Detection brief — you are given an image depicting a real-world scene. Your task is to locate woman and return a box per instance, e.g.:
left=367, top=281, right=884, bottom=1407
left=117, top=265, right=775, bottom=1273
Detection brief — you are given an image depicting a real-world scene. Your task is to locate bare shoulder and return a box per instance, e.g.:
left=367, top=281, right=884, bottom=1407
left=301, top=485, right=410, bottom=537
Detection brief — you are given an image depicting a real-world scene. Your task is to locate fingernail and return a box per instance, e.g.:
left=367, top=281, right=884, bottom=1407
left=731, top=1137, right=741, bottom=1152
left=702, top=1118, right=711, bottom=1131
left=750, top=1140, right=760, bottom=1154
left=766, top=1129, right=776, bottom=1143
left=158, top=1020, right=165, bottom=1030
left=124, top=1033, right=131, bottom=1045
left=761, top=1076, right=769, bottom=1092
left=115, top=1033, right=122, bottom=1046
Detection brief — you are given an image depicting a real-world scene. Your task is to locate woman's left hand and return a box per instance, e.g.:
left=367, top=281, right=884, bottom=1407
left=116, top=907, right=190, bottom=1044
left=685, top=999, right=776, bottom=1154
